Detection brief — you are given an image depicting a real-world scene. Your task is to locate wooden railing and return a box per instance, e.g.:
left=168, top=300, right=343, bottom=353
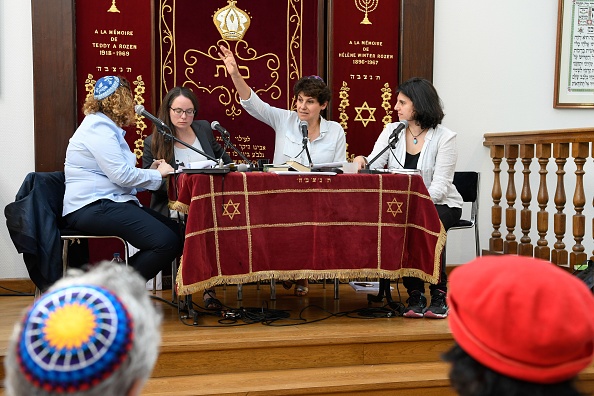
left=482, top=128, right=594, bottom=269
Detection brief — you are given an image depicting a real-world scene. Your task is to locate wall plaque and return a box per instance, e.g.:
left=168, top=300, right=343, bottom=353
left=328, top=0, right=400, bottom=159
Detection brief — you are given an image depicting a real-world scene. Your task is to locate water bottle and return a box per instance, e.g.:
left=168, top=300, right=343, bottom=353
left=110, top=252, right=124, bottom=264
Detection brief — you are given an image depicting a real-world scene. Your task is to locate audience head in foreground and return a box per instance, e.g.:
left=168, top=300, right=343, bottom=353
left=444, top=255, right=594, bottom=396
left=4, top=262, right=162, bottom=396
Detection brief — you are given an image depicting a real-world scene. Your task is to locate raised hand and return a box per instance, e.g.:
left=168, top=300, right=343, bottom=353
left=217, top=44, right=251, bottom=100
left=218, top=45, right=239, bottom=76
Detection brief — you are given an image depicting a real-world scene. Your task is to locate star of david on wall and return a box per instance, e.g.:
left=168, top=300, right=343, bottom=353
left=354, top=101, right=376, bottom=127
left=222, top=199, right=241, bottom=220
left=386, top=197, right=403, bottom=217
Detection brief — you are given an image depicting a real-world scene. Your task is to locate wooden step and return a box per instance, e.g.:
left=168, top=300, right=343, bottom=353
left=145, top=362, right=594, bottom=396
left=143, top=362, right=455, bottom=396
left=153, top=315, right=453, bottom=378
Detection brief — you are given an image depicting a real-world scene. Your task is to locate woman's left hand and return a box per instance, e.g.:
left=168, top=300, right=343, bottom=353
left=150, top=159, right=164, bottom=170
left=156, top=161, right=174, bottom=177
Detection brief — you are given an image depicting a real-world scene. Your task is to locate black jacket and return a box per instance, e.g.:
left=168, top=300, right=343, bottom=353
left=142, top=120, right=232, bottom=216
left=5, top=172, right=66, bottom=290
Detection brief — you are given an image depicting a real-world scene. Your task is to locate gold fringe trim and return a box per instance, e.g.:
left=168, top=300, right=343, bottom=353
left=170, top=200, right=189, bottom=214
left=176, top=258, right=440, bottom=296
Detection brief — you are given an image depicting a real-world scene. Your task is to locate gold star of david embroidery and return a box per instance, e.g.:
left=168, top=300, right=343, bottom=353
left=222, top=199, right=241, bottom=220
left=354, top=101, right=376, bottom=127
left=386, top=198, right=403, bottom=217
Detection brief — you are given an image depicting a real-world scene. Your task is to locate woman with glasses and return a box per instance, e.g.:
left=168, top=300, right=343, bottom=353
left=142, top=87, right=232, bottom=216
left=142, top=86, right=231, bottom=310
left=63, top=75, right=183, bottom=282
left=218, top=45, right=347, bottom=297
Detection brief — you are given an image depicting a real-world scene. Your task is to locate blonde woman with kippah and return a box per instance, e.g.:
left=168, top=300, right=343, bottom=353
left=62, top=75, right=183, bottom=281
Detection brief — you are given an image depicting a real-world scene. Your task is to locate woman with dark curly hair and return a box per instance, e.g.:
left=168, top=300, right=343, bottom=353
left=218, top=45, right=346, bottom=167
left=354, top=77, right=462, bottom=319
left=218, top=45, right=347, bottom=297
left=63, top=75, right=183, bottom=281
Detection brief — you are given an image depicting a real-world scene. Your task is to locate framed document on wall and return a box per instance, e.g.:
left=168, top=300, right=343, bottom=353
left=554, top=0, right=594, bottom=108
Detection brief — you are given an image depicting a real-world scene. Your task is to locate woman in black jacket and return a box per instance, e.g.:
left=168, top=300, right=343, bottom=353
left=142, top=86, right=232, bottom=309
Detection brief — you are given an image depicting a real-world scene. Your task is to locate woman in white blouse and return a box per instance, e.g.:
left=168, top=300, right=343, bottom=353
left=218, top=45, right=347, bottom=296
left=354, top=77, right=463, bottom=320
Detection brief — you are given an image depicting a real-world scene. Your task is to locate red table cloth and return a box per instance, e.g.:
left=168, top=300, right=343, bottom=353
left=170, top=172, right=445, bottom=295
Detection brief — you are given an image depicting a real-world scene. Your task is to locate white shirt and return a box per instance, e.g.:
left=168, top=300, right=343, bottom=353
left=174, top=137, right=208, bottom=166
left=240, top=89, right=346, bottom=165
left=63, top=112, right=163, bottom=216
left=366, top=122, right=463, bottom=208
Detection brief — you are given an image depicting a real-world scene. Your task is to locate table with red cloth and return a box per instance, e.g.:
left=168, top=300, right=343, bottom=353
left=170, top=172, right=446, bottom=296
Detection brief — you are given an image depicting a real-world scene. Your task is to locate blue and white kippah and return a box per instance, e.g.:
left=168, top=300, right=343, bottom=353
left=94, top=76, right=121, bottom=100
left=16, top=285, right=134, bottom=393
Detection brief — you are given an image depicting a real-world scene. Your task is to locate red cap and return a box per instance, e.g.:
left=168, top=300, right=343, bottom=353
left=448, top=256, right=594, bottom=384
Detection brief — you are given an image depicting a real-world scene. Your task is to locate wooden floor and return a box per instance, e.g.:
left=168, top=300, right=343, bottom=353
left=1, top=280, right=593, bottom=395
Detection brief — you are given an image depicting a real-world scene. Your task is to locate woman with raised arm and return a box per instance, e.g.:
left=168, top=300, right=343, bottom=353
left=218, top=45, right=347, bottom=296
left=353, top=77, right=462, bottom=319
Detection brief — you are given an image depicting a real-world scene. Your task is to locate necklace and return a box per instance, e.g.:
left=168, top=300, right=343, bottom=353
left=408, top=127, right=425, bottom=144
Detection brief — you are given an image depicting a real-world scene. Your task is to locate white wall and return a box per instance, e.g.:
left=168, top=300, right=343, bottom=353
left=435, top=0, right=593, bottom=265
left=0, top=0, right=592, bottom=278
left=0, top=0, right=35, bottom=278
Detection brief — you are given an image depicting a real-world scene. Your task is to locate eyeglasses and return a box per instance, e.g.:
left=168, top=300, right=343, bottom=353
left=170, top=107, right=196, bottom=116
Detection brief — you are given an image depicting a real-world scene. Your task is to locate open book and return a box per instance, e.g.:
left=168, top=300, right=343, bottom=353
left=263, top=160, right=310, bottom=172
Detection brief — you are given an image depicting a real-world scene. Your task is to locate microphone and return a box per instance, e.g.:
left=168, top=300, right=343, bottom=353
left=299, top=120, right=308, bottom=141
left=360, top=120, right=409, bottom=173
left=135, top=105, right=167, bottom=128
left=211, top=121, right=230, bottom=138
left=389, top=120, right=408, bottom=140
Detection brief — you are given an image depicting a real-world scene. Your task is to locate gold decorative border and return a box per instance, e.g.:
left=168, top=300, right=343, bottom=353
left=160, top=0, right=176, bottom=98
left=132, top=76, right=148, bottom=159
left=380, top=82, right=393, bottom=126
left=338, top=82, right=351, bottom=158
left=287, top=0, right=303, bottom=109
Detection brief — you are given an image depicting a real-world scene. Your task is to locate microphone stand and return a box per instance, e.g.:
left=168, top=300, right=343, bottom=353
left=360, top=129, right=404, bottom=314
left=218, top=132, right=253, bottom=169
left=156, top=124, right=218, bottom=163
left=302, top=136, right=313, bottom=168
left=358, top=133, right=399, bottom=174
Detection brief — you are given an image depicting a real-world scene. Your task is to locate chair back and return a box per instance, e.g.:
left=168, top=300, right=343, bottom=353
left=453, top=171, right=479, bottom=203
left=450, top=171, right=481, bottom=256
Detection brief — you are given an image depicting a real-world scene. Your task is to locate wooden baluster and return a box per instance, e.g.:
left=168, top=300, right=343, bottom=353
left=518, top=144, right=534, bottom=256
left=551, top=143, right=569, bottom=266
left=504, top=145, right=518, bottom=254
left=570, top=142, right=588, bottom=269
left=534, top=143, right=551, bottom=260
left=489, top=145, right=504, bottom=253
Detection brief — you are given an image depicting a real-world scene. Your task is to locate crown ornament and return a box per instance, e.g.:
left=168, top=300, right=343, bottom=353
left=213, top=1, right=251, bottom=41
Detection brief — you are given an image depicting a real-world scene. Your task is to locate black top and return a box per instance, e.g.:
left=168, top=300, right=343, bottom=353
left=404, top=152, right=420, bottom=169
